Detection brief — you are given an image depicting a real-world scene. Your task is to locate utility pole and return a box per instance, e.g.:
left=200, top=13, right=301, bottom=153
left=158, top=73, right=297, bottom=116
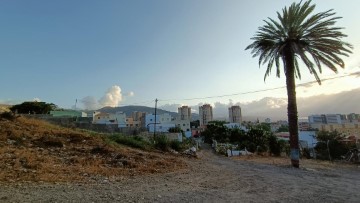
left=154, top=98, right=158, bottom=139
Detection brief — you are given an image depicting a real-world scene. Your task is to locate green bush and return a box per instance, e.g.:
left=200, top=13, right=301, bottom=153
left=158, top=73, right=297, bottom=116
left=302, top=148, right=312, bottom=159
left=268, top=134, right=282, bottom=156
left=109, top=134, right=150, bottom=150
left=0, top=112, right=16, bottom=121
left=154, top=135, right=169, bottom=151
left=315, top=131, right=353, bottom=160
left=170, top=140, right=181, bottom=151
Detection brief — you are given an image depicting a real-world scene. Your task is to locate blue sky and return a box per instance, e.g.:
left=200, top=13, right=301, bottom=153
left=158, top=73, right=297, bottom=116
left=1, top=0, right=359, bottom=110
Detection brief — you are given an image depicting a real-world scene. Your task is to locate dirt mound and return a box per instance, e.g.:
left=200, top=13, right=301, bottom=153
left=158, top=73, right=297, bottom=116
left=0, top=116, right=186, bottom=182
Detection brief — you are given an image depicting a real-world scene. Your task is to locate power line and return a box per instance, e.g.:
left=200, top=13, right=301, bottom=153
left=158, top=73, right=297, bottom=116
left=158, top=71, right=360, bottom=102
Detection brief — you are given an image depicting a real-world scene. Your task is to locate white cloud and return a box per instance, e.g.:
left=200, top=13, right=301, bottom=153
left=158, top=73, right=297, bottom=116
left=99, top=85, right=122, bottom=107
left=127, top=91, right=135, bottom=97
left=33, top=98, right=41, bottom=102
left=80, top=85, right=125, bottom=110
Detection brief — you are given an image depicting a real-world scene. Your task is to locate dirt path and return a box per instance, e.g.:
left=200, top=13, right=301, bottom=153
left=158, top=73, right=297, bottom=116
left=1, top=144, right=359, bottom=202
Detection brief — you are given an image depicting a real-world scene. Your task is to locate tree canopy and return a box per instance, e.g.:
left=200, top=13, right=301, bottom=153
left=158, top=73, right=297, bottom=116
left=10, top=101, right=57, bottom=114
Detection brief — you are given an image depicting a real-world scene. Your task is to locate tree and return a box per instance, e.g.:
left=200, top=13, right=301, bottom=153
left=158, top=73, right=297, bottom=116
left=246, top=0, right=352, bottom=167
left=10, top=101, right=58, bottom=114
left=202, top=121, right=229, bottom=143
left=276, top=125, right=289, bottom=133
left=315, top=130, right=350, bottom=160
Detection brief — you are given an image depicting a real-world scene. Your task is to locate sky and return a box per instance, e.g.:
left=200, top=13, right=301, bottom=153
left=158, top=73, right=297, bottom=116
left=0, top=0, right=359, bottom=116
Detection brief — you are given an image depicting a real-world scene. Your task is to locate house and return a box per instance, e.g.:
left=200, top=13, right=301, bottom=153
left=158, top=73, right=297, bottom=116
left=92, top=111, right=126, bottom=127
left=145, top=113, right=175, bottom=133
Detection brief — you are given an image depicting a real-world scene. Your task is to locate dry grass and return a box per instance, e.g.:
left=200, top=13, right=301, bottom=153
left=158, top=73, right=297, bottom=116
left=0, top=104, right=11, bottom=113
left=232, top=154, right=358, bottom=170
left=0, top=116, right=186, bottom=183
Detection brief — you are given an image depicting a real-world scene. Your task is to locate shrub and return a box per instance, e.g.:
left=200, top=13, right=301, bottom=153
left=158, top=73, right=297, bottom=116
left=170, top=140, right=181, bottom=151
left=109, top=134, right=150, bottom=150
left=315, top=131, right=352, bottom=160
left=268, top=134, right=282, bottom=156
left=302, top=148, right=312, bottom=159
left=0, top=111, right=16, bottom=121
left=154, top=135, right=169, bottom=151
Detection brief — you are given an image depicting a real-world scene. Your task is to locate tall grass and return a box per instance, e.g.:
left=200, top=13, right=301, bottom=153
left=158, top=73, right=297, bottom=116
left=108, top=134, right=151, bottom=150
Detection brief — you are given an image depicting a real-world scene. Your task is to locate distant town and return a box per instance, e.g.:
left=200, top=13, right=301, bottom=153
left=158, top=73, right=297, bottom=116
left=45, top=104, right=360, bottom=147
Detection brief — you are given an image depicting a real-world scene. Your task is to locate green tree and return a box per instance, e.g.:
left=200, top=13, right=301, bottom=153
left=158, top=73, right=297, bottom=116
left=246, top=126, right=270, bottom=153
left=246, top=0, right=352, bottom=167
left=315, top=130, right=352, bottom=160
left=202, top=120, right=229, bottom=143
left=10, top=101, right=58, bottom=114
left=276, top=125, right=289, bottom=133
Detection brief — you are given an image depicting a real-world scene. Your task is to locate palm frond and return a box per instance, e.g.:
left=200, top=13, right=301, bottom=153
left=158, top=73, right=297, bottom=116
left=245, top=0, right=352, bottom=84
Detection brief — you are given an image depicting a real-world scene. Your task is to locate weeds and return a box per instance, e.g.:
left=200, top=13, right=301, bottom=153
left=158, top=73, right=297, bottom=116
left=108, top=134, right=151, bottom=150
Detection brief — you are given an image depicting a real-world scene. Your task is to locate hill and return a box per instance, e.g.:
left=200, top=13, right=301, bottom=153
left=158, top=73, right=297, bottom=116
left=0, top=114, right=185, bottom=182
left=98, top=105, right=200, bottom=120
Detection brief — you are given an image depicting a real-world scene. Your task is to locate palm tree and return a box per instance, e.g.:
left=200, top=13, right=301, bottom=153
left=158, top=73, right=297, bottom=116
left=246, top=0, right=352, bottom=167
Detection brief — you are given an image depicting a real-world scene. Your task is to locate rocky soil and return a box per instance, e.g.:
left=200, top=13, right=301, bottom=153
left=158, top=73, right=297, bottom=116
left=1, top=143, right=359, bottom=203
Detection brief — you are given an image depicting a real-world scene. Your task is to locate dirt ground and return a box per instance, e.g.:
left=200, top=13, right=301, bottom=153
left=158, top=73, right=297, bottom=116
left=0, top=144, right=359, bottom=203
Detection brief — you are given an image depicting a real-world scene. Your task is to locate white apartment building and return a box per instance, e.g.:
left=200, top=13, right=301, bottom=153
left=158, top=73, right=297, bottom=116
left=308, top=114, right=342, bottom=124
left=228, top=105, right=242, bottom=124
left=145, top=113, right=174, bottom=132
left=173, top=119, right=191, bottom=132
left=199, top=104, right=213, bottom=126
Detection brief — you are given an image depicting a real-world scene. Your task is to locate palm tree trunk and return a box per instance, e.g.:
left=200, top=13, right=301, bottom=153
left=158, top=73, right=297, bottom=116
left=284, top=49, right=300, bottom=168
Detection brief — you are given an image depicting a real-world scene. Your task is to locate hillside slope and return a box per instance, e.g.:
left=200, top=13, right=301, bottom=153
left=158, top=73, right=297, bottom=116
left=0, top=115, right=185, bottom=182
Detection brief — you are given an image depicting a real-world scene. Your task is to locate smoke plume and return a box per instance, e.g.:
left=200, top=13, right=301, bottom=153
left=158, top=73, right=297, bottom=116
left=99, top=85, right=122, bottom=107
left=81, top=85, right=125, bottom=110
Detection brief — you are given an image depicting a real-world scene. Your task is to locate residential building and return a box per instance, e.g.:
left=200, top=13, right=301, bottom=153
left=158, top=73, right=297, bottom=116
left=147, top=123, right=175, bottom=133
left=199, top=104, right=213, bottom=126
left=178, top=106, right=191, bottom=120
left=145, top=113, right=174, bottom=133
left=173, top=119, right=191, bottom=132
left=228, top=105, right=242, bottom=124
left=131, top=111, right=146, bottom=127
left=298, top=122, right=311, bottom=131
left=310, top=123, right=360, bottom=138
left=92, top=111, right=126, bottom=127
left=308, top=114, right=342, bottom=124
left=125, top=117, right=141, bottom=127
left=308, top=115, right=326, bottom=124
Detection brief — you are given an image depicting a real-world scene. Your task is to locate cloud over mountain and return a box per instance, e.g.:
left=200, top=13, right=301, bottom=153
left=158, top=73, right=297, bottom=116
left=80, top=85, right=134, bottom=110
left=159, top=88, right=360, bottom=121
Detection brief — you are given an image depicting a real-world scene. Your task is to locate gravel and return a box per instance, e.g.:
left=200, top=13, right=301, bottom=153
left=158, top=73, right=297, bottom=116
left=1, top=144, right=359, bottom=203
